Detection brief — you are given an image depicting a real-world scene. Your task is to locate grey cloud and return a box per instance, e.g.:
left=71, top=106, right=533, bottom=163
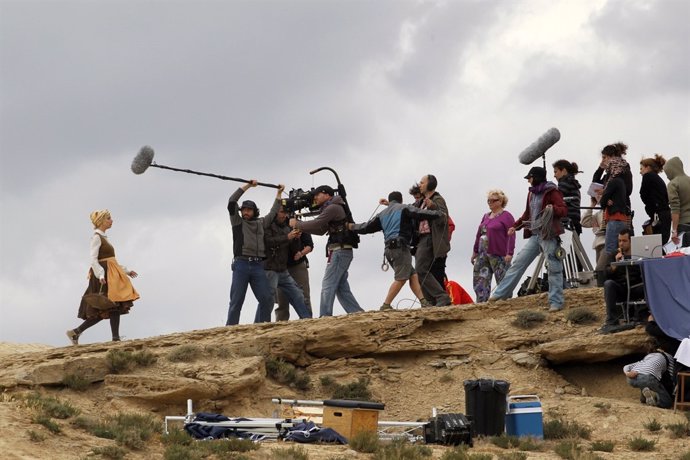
left=510, top=0, right=689, bottom=107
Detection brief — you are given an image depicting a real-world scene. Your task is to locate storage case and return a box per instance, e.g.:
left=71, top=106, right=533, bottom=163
left=322, top=399, right=384, bottom=439
left=424, top=413, right=473, bottom=446
left=505, top=395, right=543, bottom=439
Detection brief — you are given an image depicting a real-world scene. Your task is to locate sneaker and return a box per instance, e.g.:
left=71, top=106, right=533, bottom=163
left=420, top=298, right=432, bottom=308
left=642, top=387, right=658, bottom=406
left=548, top=305, right=563, bottom=312
left=112, top=337, right=121, bottom=342
left=487, top=297, right=500, bottom=302
left=66, top=329, right=79, bottom=345
left=379, top=303, right=393, bottom=311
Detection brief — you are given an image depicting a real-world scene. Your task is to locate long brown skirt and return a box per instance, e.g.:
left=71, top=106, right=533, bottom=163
left=77, top=262, right=135, bottom=320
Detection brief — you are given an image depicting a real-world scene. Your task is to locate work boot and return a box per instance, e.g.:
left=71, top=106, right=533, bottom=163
left=379, top=303, right=393, bottom=311
left=420, top=298, right=432, bottom=308
left=548, top=305, right=563, bottom=312
left=66, top=329, right=80, bottom=345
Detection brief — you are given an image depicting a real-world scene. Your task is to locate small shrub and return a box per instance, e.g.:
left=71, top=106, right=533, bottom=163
left=627, top=436, right=656, bottom=452
left=27, top=429, right=46, bottom=442
left=106, top=349, right=136, bottom=373
left=544, top=418, right=591, bottom=440
left=349, top=430, right=380, bottom=453
left=266, top=357, right=297, bottom=383
left=271, top=445, right=309, bottom=460
left=666, top=422, right=690, bottom=438
left=202, top=438, right=259, bottom=453
left=133, top=350, right=157, bottom=366
left=554, top=441, right=581, bottom=460
left=92, top=445, right=128, bottom=460
left=73, top=416, right=115, bottom=439
left=564, top=307, right=597, bottom=324
left=331, top=377, right=373, bottom=401
left=33, top=414, right=61, bottom=434
left=25, top=393, right=80, bottom=419
left=62, top=373, right=91, bottom=391
left=590, top=440, right=614, bottom=452
left=110, top=413, right=159, bottom=450
left=374, top=438, right=432, bottom=459
left=439, top=373, right=454, bottom=383
left=512, top=310, right=546, bottom=329
left=680, top=450, right=690, bottom=460
left=592, top=402, right=610, bottom=414
left=161, top=427, right=192, bottom=446
left=440, top=445, right=470, bottom=460
left=490, top=434, right=520, bottom=449
left=518, top=437, right=542, bottom=451
left=498, top=453, right=527, bottom=460
left=320, top=375, right=336, bottom=388
left=293, top=371, right=312, bottom=391
left=167, top=345, right=202, bottom=363
left=643, top=417, right=662, bottom=432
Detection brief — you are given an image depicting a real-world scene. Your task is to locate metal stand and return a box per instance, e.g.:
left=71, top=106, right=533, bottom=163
left=526, top=226, right=594, bottom=292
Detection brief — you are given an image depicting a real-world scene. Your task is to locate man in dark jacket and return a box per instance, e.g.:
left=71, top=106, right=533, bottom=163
left=275, top=230, right=314, bottom=321
left=490, top=167, right=568, bottom=311
left=350, top=191, right=442, bottom=310
left=263, top=206, right=312, bottom=321
left=290, top=185, right=364, bottom=317
left=415, top=174, right=452, bottom=306
left=599, top=228, right=645, bottom=334
left=225, top=181, right=284, bottom=326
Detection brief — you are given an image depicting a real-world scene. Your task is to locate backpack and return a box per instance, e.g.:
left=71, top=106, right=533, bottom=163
left=660, top=352, right=677, bottom=397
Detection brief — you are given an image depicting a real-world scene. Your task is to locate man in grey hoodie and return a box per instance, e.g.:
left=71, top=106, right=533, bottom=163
left=290, top=185, right=364, bottom=317
left=663, top=157, right=690, bottom=247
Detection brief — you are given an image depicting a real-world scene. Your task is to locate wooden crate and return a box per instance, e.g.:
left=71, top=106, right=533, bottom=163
left=322, top=406, right=380, bottom=439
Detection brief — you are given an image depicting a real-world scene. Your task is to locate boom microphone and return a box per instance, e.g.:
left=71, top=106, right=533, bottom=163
left=518, top=128, right=561, bottom=165
left=130, top=145, right=280, bottom=189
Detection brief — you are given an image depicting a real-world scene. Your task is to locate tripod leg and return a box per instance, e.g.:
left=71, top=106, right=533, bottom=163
left=527, top=253, right=545, bottom=292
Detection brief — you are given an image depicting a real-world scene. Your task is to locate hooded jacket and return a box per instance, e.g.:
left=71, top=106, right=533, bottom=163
left=663, top=157, right=690, bottom=225
left=514, top=182, right=568, bottom=239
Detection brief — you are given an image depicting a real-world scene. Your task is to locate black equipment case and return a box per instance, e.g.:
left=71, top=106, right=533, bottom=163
left=424, top=413, right=473, bottom=446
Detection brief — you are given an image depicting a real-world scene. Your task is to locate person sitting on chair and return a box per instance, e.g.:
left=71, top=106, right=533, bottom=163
left=598, top=228, right=645, bottom=334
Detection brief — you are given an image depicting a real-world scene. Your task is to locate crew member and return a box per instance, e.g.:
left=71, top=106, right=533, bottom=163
left=290, top=185, right=363, bottom=317
left=226, top=180, right=284, bottom=326
left=275, top=230, right=314, bottom=321
left=350, top=191, right=441, bottom=310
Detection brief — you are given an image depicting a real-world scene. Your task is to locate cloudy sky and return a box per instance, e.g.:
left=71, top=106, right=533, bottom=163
left=1, top=0, right=688, bottom=347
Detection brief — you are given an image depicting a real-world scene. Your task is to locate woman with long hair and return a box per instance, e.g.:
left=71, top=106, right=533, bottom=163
left=639, top=154, right=671, bottom=243
left=552, top=159, right=582, bottom=234
left=67, top=210, right=139, bottom=345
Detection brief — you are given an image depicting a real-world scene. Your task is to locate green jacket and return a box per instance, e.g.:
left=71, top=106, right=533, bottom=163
left=664, top=157, right=690, bottom=225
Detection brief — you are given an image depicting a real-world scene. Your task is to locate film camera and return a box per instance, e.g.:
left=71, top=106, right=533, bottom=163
left=281, top=188, right=318, bottom=214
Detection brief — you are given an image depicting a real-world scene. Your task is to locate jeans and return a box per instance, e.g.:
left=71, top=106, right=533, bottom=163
left=604, top=220, right=628, bottom=255
left=320, top=249, right=363, bottom=317
left=226, top=259, right=275, bottom=326
left=262, top=269, right=312, bottom=321
left=275, top=262, right=311, bottom=321
left=626, top=373, right=673, bottom=408
left=492, top=235, right=564, bottom=308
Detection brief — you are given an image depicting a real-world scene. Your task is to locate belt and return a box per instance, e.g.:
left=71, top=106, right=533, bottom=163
left=328, top=244, right=353, bottom=251
left=234, top=256, right=264, bottom=262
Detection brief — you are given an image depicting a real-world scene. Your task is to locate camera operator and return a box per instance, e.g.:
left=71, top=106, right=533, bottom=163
left=225, top=180, right=284, bottom=326
left=289, top=185, right=363, bottom=317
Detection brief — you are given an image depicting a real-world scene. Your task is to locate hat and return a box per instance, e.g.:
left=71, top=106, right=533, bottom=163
left=90, top=209, right=111, bottom=228
left=524, top=166, right=547, bottom=181
left=313, top=185, right=335, bottom=196
left=240, top=200, right=258, bottom=211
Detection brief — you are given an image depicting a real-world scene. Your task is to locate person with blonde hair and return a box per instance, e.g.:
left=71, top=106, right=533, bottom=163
left=67, top=210, right=139, bottom=345
left=639, top=154, right=671, bottom=243
left=471, top=190, right=515, bottom=302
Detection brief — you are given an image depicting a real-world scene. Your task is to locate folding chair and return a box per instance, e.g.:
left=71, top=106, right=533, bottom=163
left=675, top=372, right=690, bottom=412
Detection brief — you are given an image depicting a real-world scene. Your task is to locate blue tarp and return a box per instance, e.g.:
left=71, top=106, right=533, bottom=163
left=641, top=256, right=690, bottom=340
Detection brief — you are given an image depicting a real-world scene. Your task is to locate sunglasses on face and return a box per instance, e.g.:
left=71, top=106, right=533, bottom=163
left=487, top=198, right=500, bottom=203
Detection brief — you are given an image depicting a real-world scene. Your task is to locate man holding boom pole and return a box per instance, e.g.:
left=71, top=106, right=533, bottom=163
left=226, top=180, right=285, bottom=326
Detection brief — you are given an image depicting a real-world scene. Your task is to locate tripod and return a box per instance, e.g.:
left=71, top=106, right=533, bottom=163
left=524, top=222, right=594, bottom=293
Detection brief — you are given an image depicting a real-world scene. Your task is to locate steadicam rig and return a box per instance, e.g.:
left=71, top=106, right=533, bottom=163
left=130, top=145, right=280, bottom=189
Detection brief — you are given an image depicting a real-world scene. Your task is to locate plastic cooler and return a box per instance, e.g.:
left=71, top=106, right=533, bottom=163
left=505, top=395, right=543, bottom=439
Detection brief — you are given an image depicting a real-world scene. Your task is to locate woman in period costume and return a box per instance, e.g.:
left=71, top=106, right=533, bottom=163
left=471, top=189, right=516, bottom=302
left=67, top=210, right=139, bottom=345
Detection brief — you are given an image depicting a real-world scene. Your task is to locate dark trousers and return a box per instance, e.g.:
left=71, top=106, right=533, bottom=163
left=415, top=235, right=451, bottom=306
left=604, top=279, right=645, bottom=325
